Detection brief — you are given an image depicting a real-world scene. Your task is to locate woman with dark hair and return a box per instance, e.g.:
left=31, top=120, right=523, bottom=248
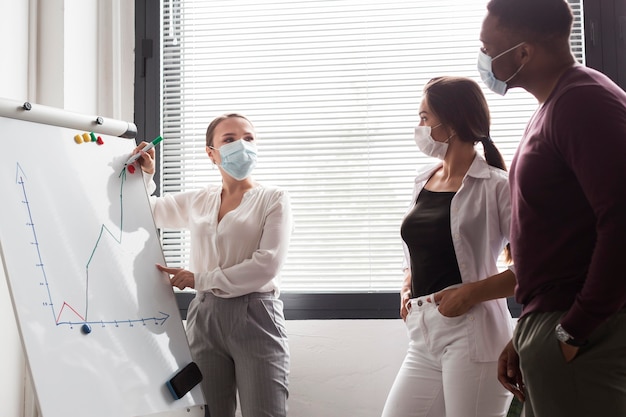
left=381, top=76, right=515, bottom=417
left=132, top=113, right=292, bottom=417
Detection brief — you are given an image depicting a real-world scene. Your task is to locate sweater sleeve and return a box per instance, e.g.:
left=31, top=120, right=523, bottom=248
left=555, top=85, right=626, bottom=340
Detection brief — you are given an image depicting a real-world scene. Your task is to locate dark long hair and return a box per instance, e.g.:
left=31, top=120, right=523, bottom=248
left=423, top=76, right=512, bottom=262
left=423, top=76, right=507, bottom=170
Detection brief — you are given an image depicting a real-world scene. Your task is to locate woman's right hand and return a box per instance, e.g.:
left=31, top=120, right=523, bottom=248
left=130, top=141, right=155, bottom=175
left=156, top=264, right=195, bottom=290
left=400, top=290, right=411, bottom=321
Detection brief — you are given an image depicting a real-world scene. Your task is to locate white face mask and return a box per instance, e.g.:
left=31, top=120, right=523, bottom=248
left=477, top=42, right=525, bottom=96
left=414, top=125, right=448, bottom=160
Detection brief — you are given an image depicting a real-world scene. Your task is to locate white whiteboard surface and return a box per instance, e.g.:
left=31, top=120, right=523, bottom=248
left=0, top=115, right=205, bottom=417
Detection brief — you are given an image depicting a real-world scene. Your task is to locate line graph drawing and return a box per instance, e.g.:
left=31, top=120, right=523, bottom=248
left=0, top=117, right=205, bottom=417
left=14, top=162, right=169, bottom=329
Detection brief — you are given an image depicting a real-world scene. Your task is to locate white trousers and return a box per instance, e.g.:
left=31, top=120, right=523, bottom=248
left=381, top=295, right=510, bottom=417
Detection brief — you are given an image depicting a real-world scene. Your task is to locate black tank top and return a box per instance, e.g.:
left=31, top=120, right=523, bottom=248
left=400, top=188, right=462, bottom=297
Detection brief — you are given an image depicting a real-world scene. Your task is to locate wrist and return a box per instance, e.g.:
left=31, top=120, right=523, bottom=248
left=458, top=281, right=479, bottom=305
left=555, top=323, right=587, bottom=347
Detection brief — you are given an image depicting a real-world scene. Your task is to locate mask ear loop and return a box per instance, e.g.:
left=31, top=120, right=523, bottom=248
left=444, top=133, right=455, bottom=143
left=492, top=42, right=526, bottom=84
left=504, top=63, right=525, bottom=83
left=492, top=41, right=526, bottom=61
left=431, top=123, right=455, bottom=143
left=207, top=146, right=218, bottom=167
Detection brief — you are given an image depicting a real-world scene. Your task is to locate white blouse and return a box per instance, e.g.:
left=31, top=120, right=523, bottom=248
left=402, top=154, right=514, bottom=362
left=145, top=175, right=293, bottom=298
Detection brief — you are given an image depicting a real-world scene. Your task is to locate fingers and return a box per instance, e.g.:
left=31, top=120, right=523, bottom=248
left=133, top=141, right=156, bottom=173
left=138, top=141, right=155, bottom=154
left=430, top=289, right=449, bottom=304
left=156, top=264, right=181, bottom=274
left=497, top=340, right=526, bottom=401
left=401, top=298, right=412, bottom=319
left=497, top=342, right=512, bottom=384
left=400, top=298, right=409, bottom=321
left=156, top=264, right=195, bottom=290
left=559, top=341, right=579, bottom=363
left=400, top=292, right=411, bottom=321
left=131, top=142, right=153, bottom=159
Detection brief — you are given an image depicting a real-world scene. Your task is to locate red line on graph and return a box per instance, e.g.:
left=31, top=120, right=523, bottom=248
left=55, top=301, right=86, bottom=323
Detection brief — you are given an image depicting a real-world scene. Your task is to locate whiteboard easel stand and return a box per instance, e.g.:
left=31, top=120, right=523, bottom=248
left=0, top=97, right=205, bottom=417
left=0, top=97, right=137, bottom=139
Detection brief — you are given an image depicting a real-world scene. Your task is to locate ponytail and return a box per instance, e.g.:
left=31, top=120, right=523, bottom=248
left=480, top=136, right=507, bottom=171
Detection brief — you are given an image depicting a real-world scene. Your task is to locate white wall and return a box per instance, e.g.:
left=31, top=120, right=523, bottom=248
left=0, top=2, right=410, bottom=417
left=286, top=320, right=407, bottom=417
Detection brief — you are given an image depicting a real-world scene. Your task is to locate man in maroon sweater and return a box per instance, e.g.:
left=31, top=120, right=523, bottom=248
left=478, top=0, right=626, bottom=416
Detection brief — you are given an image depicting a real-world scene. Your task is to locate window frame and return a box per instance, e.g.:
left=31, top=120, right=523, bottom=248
left=135, top=0, right=622, bottom=320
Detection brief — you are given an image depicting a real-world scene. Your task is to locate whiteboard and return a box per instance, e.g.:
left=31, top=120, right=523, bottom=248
left=0, top=107, right=205, bottom=417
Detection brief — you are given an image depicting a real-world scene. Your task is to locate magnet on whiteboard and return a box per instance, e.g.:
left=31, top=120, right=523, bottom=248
left=82, top=133, right=91, bottom=143
left=90, top=132, right=97, bottom=142
left=96, top=136, right=104, bottom=145
left=74, top=134, right=84, bottom=144
left=127, top=165, right=136, bottom=174
left=81, top=323, right=92, bottom=334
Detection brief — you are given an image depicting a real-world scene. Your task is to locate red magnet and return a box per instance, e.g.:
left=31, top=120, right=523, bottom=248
left=127, top=164, right=136, bottom=174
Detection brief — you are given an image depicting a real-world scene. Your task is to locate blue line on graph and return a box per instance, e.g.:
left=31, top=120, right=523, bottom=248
left=57, top=311, right=170, bottom=327
left=16, top=164, right=56, bottom=321
left=14, top=162, right=169, bottom=328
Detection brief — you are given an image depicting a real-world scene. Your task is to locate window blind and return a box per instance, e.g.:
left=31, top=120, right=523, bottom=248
left=161, top=0, right=585, bottom=292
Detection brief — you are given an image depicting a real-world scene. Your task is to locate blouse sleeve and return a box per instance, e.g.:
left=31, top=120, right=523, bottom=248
left=143, top=171, right=196, bottom=229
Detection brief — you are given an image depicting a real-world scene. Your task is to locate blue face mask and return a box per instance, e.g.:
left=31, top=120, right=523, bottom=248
left=477, top=42, right=525, bottom=96
left=215, top=140, right=257, bottom=180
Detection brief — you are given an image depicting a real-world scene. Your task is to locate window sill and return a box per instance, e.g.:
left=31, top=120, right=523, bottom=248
left=175, top=292, right=521, bottom=320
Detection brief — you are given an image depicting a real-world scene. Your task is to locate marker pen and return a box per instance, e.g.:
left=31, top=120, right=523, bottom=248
left=125, top=135, right=163, bottom=166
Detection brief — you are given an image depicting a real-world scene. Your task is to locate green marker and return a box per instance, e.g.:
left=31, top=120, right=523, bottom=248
left=125, top=135, right=163, bottom=166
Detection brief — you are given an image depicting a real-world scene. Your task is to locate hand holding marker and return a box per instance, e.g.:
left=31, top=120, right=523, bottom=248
left=125, top=135, right=163, bottom=167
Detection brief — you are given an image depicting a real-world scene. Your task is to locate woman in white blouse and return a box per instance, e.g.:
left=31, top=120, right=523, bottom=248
left=381, top=77, right=516, bottom=417
left=133, top=113, right=293, bottom=417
